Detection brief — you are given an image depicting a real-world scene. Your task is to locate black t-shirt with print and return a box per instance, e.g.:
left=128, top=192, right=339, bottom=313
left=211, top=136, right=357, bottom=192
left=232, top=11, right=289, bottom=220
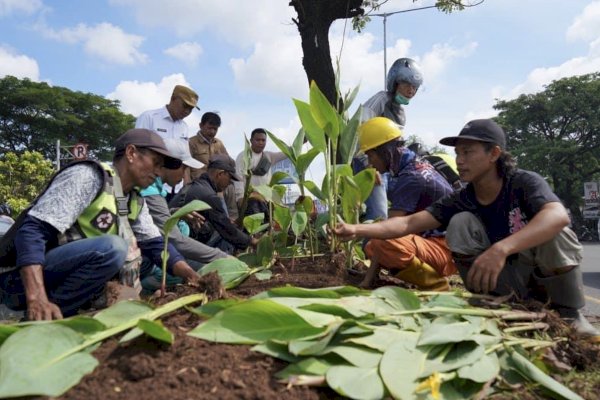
left=426, top=169, right=559, bottom=244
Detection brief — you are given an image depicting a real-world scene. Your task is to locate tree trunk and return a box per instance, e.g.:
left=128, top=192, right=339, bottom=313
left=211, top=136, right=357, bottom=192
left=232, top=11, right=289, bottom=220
left=290, top=0, right=364, bottom=107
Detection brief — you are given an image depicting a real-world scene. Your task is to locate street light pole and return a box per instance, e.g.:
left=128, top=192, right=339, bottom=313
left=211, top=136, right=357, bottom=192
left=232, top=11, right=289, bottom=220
left=383, top=13, right=387, bottom=89
left=372, top=1, right=484, bottom=90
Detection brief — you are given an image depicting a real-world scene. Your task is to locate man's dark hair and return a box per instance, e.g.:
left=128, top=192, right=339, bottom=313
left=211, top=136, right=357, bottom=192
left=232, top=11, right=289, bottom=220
left=200, top=112, right=221, bottom=127
left=482, top=142, right=516, bottom=178
left=251, top=128, right=267, bottom=139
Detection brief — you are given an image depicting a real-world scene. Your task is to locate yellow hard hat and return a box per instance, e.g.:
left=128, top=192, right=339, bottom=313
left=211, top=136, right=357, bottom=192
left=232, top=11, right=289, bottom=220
left=358, top=117, right=403, bottom=153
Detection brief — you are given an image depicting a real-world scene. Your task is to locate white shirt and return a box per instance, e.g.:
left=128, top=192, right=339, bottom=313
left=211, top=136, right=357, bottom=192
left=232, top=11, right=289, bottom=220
left=234, top=150, right=286, bottom=200
left=135, top=106, right=190, bottom=141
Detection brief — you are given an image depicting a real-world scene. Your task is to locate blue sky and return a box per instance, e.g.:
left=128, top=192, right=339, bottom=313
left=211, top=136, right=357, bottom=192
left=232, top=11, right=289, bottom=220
left=2, top=0, right=600, bottom=177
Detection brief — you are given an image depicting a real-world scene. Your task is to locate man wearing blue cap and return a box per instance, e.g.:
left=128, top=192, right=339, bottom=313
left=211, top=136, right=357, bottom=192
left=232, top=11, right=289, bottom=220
left=335, top=118, right=599, bottom=339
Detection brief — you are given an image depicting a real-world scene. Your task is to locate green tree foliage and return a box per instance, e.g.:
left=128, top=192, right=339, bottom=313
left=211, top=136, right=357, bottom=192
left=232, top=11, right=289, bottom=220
left=494, top=73, right=600, bottom=220
left=0, top=76, right=135, bottom=161
left=0, top=151, right=55, bottom=216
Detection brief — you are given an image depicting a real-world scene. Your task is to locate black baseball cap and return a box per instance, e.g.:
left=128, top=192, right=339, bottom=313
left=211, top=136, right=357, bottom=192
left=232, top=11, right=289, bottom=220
left=207, top=154, right=241, bottom=181
left=114, top=128, right=174, bottom=159
left=440, top=119, right=506, bottom=149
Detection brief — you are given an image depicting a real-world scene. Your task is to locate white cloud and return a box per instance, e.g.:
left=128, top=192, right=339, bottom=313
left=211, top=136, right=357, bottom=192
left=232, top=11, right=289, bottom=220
left=37, top=22, right=147, bottom=65
left=164, top=42, right=203, bottom=66
left=110, top=0, right=295, bottom=47
left=230, top=35, right=307, bottom=98
left=567, top=0, right=600, bottom=42
left=501, top=51, right=600, bottom=100
left=107, top=73, right=194, bottom=116
left=418, top=42, right=478, bottom=83
left=0, top=0, right=42, bottom=16
left=0, top=46, right=40, bottom=80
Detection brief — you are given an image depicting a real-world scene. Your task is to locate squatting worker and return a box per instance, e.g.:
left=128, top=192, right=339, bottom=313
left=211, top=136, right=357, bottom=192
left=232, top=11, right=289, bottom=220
left=0, top=129, right=200, bottom=321
left=335, top=119, right=599, bottom=339
left=358, top=117, right=456, bottom=291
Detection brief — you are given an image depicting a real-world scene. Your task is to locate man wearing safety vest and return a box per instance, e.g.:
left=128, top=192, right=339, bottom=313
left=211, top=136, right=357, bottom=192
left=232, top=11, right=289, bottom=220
left=0, top=129, right=200, bottom=321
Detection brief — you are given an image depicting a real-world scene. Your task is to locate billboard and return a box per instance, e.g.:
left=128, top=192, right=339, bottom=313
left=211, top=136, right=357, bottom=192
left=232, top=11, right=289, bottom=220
left=583, top=181, right=600, bottom=219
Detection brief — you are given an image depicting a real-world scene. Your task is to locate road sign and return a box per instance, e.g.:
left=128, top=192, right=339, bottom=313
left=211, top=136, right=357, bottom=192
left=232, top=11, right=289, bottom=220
left=72, top=143, right=88, bottom=160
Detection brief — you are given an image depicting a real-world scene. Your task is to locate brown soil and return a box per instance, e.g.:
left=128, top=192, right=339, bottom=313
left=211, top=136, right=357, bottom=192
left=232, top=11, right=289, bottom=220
left=52, top=255, right=600, bottom=400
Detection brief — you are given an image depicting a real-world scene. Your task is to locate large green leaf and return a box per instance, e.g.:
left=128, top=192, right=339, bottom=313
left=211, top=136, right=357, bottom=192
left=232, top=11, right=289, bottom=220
left=508, top=349, right=584, bottom=400
left=243, top=213, right=268, bottom=235
left=349, top=325, right=419, bottom=352
left=137, top=319, right=174, bottom=344
left=254, top=285, right=362, bottom=299
left=0, top=325, right=19, bottom=345
left=288, top=322, right=342, bottom=356
left=93, top=300, right=153, bottom=328
left=161, top=199, right=212, bottom=290
left=309, top=81, right=340, bottom=141
left=270, top=170, right=291, bottom=186
left=273, top=203, right=292, bottom=232
left=323, top=345, right=382, bottom=368
left=252, top=340, right=300, bottom=363
left=266, top=129, right=295, bottom=161
left=192, top=299, right=242, bottom=317
left=256, top=235, right=275, bottom=266
left=296, top=148, right=321, bottom=176
left=457, top=352, right=500, bottom=383
left=421, top=341, right=485, bottom=376
left=293, top=98, right=326, bottom=153
left=299, top=303, right=356, bottom=319
left=424, top=293, right=470, bottom=309
left=0, top=324, right=98, bottom=397
left=338, top=106, right=362, bottom=165
left=380, top=341, right=427, bottom=400
left=326, top=365, right=385, bottom=400
left=291, top=210, right=308, bottom=237
left=164, top=200, right=211, bottom=237
left=353, top=168, right=376, bottom=203
left=418, top=318, right=482, bottom=346
left=54, top=316, right=108, bottom=336
left=292, top=127, right=306, bottom=159
left=341, top=176, right=361, bottom=224
left=371, top=286, right=421, bottom=311
left=304, top=180, right=325, bottom=200
left=199, top=257, right=251, bottom=288
left=189, top=299, right=326, bottom=344
left=275, top=356, right=333, bottom=379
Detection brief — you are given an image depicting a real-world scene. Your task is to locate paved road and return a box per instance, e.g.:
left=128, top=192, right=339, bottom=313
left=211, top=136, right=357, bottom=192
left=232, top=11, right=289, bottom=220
left=581, top=242, right=600, bottom=319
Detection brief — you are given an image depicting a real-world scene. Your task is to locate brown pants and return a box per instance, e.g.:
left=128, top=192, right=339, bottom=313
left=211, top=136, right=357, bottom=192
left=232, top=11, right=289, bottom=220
left=365, top=234, right=457, bottom=277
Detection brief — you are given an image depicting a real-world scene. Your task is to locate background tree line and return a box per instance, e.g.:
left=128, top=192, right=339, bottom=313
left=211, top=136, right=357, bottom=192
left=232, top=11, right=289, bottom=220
left=494, top=72, right=600, bottom=225
left=0, top=75, right=135, bottom=215
left=1, top=72, right=600, bottom=222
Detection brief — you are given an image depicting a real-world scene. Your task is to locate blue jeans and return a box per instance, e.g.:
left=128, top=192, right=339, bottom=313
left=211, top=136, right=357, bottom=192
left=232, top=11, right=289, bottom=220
left=352, top=156, right=389, bottom=221
left=0, top=235, right=127, bottom=317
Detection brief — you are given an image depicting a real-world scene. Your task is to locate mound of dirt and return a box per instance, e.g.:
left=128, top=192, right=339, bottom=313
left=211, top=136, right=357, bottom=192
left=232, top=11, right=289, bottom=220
left=55, top=254, right=600, bottom=400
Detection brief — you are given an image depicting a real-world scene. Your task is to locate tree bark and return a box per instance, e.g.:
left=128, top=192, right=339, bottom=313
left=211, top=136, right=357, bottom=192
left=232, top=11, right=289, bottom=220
left=290, top=0, right=364, bottom=107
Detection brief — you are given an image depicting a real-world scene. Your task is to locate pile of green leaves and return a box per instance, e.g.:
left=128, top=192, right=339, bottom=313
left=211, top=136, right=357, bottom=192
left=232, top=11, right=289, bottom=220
left=189, top=286, right=583, bottom=400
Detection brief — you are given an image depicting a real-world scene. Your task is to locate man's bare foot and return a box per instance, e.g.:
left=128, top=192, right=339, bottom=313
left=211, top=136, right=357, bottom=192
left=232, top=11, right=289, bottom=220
left=359, top=261, right=381, bottom=289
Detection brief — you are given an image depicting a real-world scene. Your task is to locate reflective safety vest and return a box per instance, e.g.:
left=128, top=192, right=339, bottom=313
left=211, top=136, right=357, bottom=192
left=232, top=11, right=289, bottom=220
left=58, top=161, right=144, bottom=244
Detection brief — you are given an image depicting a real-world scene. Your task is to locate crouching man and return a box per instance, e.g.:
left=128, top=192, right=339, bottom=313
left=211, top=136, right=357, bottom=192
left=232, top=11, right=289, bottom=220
left=0, top=129, right=200, bottom=320
left=335, top=119, right=599, bottom=338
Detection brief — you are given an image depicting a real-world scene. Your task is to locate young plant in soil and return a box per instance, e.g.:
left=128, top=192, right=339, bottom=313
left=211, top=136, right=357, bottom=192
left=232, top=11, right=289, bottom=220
left=160, top=199, right=211, bottom=295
